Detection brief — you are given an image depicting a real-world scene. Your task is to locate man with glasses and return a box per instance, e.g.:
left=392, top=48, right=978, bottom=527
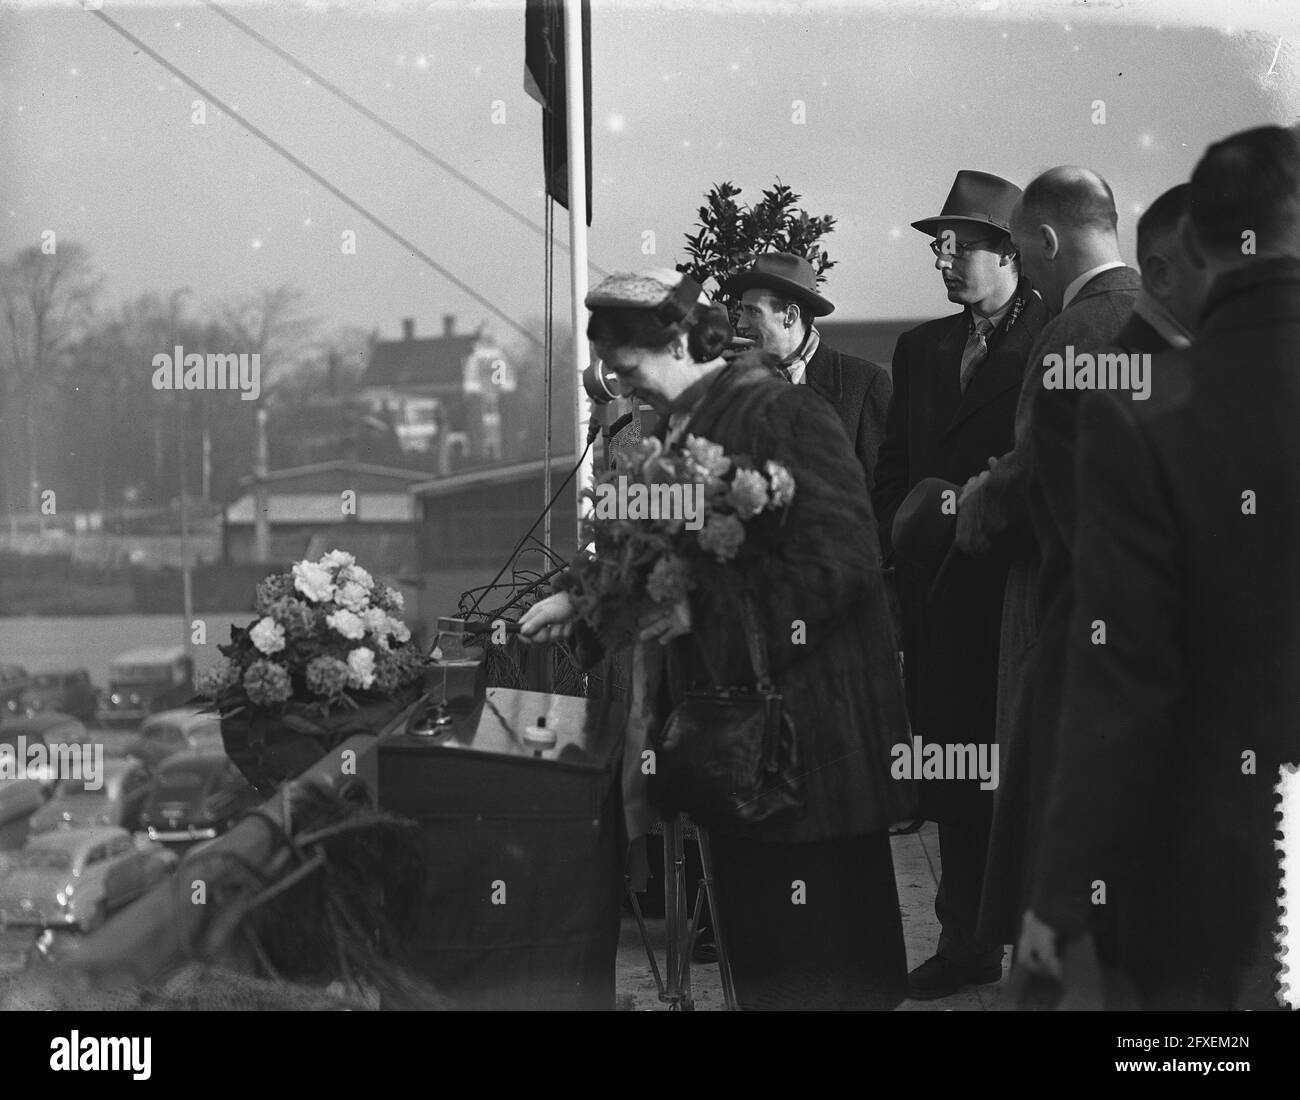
left=874, top=170, right=1048, bottom=1000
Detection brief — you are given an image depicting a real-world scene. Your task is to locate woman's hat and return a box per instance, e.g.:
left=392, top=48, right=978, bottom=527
left=585, top=270, right=708, bottom=324
left=720, top=253, right=835, bottom=317
left=911, top=170, right=1023, bottom=237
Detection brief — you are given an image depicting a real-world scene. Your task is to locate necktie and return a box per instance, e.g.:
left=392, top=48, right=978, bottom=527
left=959, top=317, right=994, bottom=393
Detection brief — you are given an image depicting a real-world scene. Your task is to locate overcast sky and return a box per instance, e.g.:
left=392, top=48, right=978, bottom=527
left=2, top=0, right=1297, bottom=347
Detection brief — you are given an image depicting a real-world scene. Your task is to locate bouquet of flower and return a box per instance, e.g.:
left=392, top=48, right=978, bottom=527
left=560, top=434, right=795, bottom=647
left=197, top=549, right=428, bottom=720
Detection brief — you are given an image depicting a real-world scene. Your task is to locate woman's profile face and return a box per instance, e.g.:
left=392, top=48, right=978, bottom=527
left=593, top=339, right=681, bottom=409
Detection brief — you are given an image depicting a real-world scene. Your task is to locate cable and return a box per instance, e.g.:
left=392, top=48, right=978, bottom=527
left=201, top=1, right=609, bottom=278
left=89, top=8, right=542, bottom=348
left=464, top=438, right=591, bottom=619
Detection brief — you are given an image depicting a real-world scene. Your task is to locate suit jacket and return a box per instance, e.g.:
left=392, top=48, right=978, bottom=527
left=975, top=266, right=1140, bottom=941
left=804, top=342, right=892, bottom=495
left=1030, top=256, right=1300, bottom=1009
left=872, top=277, right=1049, bottom=822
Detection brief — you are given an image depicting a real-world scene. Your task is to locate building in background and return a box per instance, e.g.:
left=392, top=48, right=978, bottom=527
left=361, top=315, right=516, bottom=474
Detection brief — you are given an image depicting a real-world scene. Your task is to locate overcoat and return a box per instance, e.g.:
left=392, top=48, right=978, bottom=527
left=805, top=342, right=892, bottom=495
left=872, top=277, right=1049, bottom=822
left=1030, top=258, right=1300, bottom=1009
left=973, top=266, right=1140, bottom=940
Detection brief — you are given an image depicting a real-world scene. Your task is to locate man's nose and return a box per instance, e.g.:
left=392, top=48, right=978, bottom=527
left=935, top=254, right=953, bottom=272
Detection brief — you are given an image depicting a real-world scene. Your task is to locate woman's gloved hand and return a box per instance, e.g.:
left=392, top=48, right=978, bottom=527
left=638, top=598, right=692, bottom=645
left=518, top=592, right=578, bottom=644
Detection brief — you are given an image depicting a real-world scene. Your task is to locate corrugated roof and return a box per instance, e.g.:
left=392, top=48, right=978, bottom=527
left=225, top=493, right=415, bottom=524
left=410, top=454, right=579, bottom=498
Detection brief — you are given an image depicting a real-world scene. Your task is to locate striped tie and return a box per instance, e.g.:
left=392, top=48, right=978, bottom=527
left=959, top=317, right=994, bottom=393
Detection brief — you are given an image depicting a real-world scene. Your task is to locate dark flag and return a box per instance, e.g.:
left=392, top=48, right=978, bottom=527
left=524, top=0, right=592, bottom=225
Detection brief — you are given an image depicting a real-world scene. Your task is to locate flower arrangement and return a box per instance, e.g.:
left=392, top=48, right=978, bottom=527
left=559, top=434, right=794, bottom=647
left=197, top=549, right=428, bottom=719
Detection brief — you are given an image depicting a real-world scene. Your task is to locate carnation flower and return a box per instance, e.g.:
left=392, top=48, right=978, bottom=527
left=346, top=565, right=374, bottom=591
left=293, top=560, right=336, bottom=603
left=765, top=461, right=796, bottom=508
left=646, top=555, right=692, bottom=605
left=346, top=647, right=377, bottom=690
left=727, top=468, right=770, bottom=520
left=254, top=573, right=295, bottom=616
left=391, top=619, right=411, bottom=644
left=684, top=435, right=731, bottom=480
left=336, top=580, right=371, bottom=612
left=249, top=616, right=287, bottom=656
left=243, top=660, right=292, bottom=707
left=698, top=513, right=746, bottom=562
left=195, top=657, right=240, bottom=700
left=384, top=586, right=404, bottom=612
left=266, top=596, right=317, bottom=641
left=319, top=549, right=356, bottom=570
left=305, top=655, right=350, bottom=699
left=327, top=608, right=366, bottom=641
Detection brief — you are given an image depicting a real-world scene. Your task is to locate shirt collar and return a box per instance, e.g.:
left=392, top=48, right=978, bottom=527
left=970, top=293, right=1015, bottom=335
left=1132, top=288, right=1193, bottom=349
left=1062, top=260, right=1127, bottom=311
left=781, top=325, right=820, bottom=367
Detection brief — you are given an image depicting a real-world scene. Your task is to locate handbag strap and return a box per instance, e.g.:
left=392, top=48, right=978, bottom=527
left=738, top=591, right=775, bottom=693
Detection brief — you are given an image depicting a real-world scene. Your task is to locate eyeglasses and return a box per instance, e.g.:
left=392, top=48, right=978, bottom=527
left=930, top=236, right=1002, bottom=259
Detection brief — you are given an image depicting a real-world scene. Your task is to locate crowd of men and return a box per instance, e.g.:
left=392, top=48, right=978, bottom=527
left=721, top=121, right=1300, bottom=1010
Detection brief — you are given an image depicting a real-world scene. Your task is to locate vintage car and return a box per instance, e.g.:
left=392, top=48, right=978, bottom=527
left=140, top=750, right=257, bottom=846
left=0, top=664, right=29, bottom=720
left=27, top=757, right=153, bottom=835
left=138, top=708, right=224, bottom=756
left=0, top=777, right=47, bottom=852
left=0, top=714, right=90, bottom=788
left=0, top=826, right=176, bottom=934
left=96, top=646, right=195, bottom=729
left=16, top=668, right=99, bottom=724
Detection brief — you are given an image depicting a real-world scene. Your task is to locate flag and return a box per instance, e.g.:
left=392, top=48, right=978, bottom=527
left=524, top=0, right=592, bottom=225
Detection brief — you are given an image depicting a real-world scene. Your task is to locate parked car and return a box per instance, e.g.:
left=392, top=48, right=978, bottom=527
left=27, top=757, right=153, bottom=835
left=138, top=708, right=224, bottom=757
left=0, top=777, right=47, bottom=852
left=96, top=647, right=195, bottom=729
left=0, top=827, right=176, bottom=933
left=16, top=668, right=99, bottom=724
left=140, top=750, right=257, bottom=846
left=0, top=714, right=89, bottom=787
left=0, top=665, right=29, bottom=720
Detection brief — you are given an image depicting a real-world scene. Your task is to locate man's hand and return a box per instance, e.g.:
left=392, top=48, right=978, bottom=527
left=958, top=455, right=1000, bottom=507
left=1016, top=908, right=1065, bottom=982
left=518, top=592, right=578, bottom=644
left=638, top=598, right=692, bottom=645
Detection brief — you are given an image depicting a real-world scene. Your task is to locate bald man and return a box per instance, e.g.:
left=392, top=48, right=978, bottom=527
left=955, top=167, right=1140, bottom=948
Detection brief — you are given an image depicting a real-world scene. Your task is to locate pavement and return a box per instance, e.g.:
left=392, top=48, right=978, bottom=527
left=615, top=821, right=1013, bottom=1011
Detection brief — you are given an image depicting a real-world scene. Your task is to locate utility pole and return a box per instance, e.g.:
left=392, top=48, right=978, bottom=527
left=170, top=287, right=194, bottom=655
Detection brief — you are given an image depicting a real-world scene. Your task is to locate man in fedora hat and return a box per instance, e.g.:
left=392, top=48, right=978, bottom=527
left=872, top=170, right=1049, bottom=1000
left=723, top=253, right=892, bottom=493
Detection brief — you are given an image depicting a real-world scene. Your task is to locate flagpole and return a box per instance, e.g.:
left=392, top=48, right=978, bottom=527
left=564, top=0, right=591, bottom=548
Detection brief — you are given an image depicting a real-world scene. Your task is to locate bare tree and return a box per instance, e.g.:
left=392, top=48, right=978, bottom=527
left=218, top=284, right=319, bottom=389
left=0, top=243, right=102, bottom=511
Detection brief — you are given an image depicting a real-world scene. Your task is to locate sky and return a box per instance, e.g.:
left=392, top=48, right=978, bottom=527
left=1, top=0, right=1297, bottom=349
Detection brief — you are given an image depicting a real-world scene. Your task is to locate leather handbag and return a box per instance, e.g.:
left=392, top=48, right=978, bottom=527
left=649, top=594, right=805, bottom=828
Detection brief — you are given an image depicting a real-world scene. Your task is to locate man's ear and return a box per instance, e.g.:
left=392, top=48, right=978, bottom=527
left=1143, top=252, right=1170, bottom=298
left=1040, top=224, right=1060, bottom=261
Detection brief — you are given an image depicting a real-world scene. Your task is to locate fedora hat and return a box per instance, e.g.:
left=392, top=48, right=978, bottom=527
left=721, top=253, right=835, bottom=317
left=892, top=477, right=961, bottom=572
left=911, top=170, right=1022, bottom=238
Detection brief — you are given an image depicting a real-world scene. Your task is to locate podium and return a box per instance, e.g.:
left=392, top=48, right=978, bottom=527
left=378, top=687, right=625, bottom=1010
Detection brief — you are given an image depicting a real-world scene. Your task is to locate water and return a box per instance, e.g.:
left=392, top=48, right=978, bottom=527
left=0, top=614, right=247, bottom=686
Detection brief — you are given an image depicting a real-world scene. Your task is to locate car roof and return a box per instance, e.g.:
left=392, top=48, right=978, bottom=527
left=142, top=708, right=216, bottom=728
left=109, top=646, right=189, bottom=665
left=159, top=750, right=231, bottom=774
left=28, top=668, right=87, bottom=677
left=0, top=714, right=85, bottom=736
left=26, top=826, right=129, bottom=854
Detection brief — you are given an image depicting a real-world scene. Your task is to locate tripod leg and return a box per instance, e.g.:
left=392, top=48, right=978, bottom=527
left=662, top=815, right=693, bottom=1009
left=697, top=827, right=739, bottom=1011
left=625, top=876, right=665, bottom=997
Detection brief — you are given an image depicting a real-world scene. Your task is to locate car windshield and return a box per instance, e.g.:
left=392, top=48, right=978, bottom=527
left=29, top=674, right=63, bottom=688
left=158, top=771, right=206, bottom=793
left=111, top=665, right=172, bottom=685
left=17, top=849, right=72, bottom=870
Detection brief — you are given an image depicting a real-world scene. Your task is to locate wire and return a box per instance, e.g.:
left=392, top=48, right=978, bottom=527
left=200, top=0, right=609, bottom=279
left=89, top=8, right=542, bottom=348
left=463, top=439, right=591, bottom=619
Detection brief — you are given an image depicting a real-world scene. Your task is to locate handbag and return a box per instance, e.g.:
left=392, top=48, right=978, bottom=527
left=649, top=593, right=805, bottom=828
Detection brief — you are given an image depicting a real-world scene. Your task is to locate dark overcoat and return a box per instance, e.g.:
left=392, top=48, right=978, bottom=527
left=974, top=267, right=1140, bottom=942
left=1030, top=258, right=1300, bottom=1009
left=805, top=342, right=892, bottom=495
left=579, top=351, right=917, bottom=845
left=872, top=277, right=1049, bottom=823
